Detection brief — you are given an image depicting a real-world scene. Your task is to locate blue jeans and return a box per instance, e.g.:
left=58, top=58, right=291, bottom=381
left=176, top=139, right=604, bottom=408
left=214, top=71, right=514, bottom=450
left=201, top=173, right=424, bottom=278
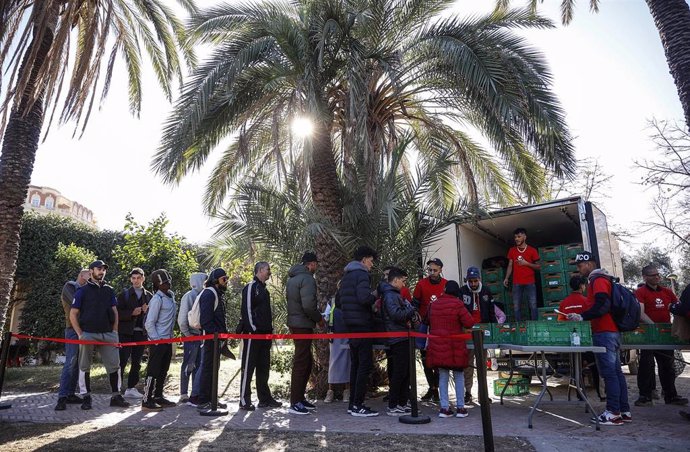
left=58, top=328, right=80, bottom=397
left=512, top=284, right=537, bottom=321
left=593, top=332, right=630, bottom=413
left=180, top=340, right=202, bottom=396
left=438, top=368, right=465, bottom=409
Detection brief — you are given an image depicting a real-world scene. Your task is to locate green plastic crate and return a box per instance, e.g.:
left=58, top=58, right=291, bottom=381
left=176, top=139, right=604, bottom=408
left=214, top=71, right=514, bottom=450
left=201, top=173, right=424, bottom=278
left=537, top=307, right=558, bottom=321
left=622, top=325, right=656, bottom=345
left=485, top=282, right=503, bottom=295
left=541, top=260, right=564, bottom=273
left=492, top=291, right=511, bottom=305
left=561, top=243, right=584, bottom=259
left=493, top=378, right=530, bottom=396
left=468, top=323, right=495, bottom=343
left=494, top=323, right=517, bottom=344
left=543, top=285, right=568, bottom=302
left=654, top=323, right=687, bottom=345
left=523, top=321, right=592, bottom=346
left=482, top=268, right=505, bottom=284
left=541, top=272, right=567, bottom=288
left=538, top=245, right=563, bottom=261
left=563, top=259, right=579, bottom=273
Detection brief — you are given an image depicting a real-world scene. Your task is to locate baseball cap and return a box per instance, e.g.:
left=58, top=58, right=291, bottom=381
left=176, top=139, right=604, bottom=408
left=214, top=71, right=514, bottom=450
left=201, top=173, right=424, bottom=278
left=466, top=266, right=481, bottom=279
left=301, top=252, right=318, bottom=264
left=150, top=269, right=172, bottom=286
left=575, top=251, right=596, bottom=263
left=88, top=260, right=108, bottom=270
left=209, top=268, right=228, bottom=283
left=426, top=258, right=444, bottom=267
left=129, top=267, right=145, bottom=276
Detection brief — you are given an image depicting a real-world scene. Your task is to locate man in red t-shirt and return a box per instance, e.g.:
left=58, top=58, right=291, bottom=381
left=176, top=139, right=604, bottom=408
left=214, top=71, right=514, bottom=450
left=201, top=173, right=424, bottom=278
left=412, top=258, right=447, bottom=401
left=503, top=228, right=540, bottom=320
left=557, top=276, right=589, bottom=321
left=633, top=265, right=688, bottom=407
left=567, top=251, right=630, bottom=426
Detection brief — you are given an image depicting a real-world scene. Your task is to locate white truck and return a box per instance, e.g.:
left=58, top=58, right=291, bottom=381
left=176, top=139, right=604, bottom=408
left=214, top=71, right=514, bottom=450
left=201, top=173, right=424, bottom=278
left=423, top=196, right=624, bottom=287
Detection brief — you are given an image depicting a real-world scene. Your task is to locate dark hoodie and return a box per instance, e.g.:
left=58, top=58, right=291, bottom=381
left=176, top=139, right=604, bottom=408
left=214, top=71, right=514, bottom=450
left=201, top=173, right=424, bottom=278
left=339, top=261, right=376, bottom=332
left=286, top=263, right=321, bottom=329
left=381, top=282, right=416, bottom=344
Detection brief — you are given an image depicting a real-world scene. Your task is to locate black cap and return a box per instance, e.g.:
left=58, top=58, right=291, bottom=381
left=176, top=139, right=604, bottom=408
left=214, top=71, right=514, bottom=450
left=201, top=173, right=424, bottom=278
left=150, top=269, right=172, bottom=286
left=427, top=258, right=444, bottom=267
left=209, top=268, right=228, bottom=283
left=129, top=267, right=145, bottom=277
left=301, top=252, right=318, bottom=264
left=574, top=251, right=596, bottom=263
left=445, top=280, right=461, bottom=296
left=88, top=260, right=108, bottom=270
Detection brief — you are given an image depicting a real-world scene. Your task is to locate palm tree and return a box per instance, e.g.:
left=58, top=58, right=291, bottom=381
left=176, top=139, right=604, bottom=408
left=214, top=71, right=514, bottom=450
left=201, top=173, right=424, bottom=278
left=153, top=0, right=576, bottom=307
left=0, top=1, right=195, bottom=332
left=495, top=0, right=690, bottom=130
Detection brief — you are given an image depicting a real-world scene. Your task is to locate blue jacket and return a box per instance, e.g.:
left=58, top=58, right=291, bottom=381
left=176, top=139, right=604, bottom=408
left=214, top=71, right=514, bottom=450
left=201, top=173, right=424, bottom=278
left=145, top=290, right=176, bottom=340
left=199, top=286, right=227, bottom=334
left=381, top=282, right=416, bottom=344
left=339, top=261, right=376, bottom=332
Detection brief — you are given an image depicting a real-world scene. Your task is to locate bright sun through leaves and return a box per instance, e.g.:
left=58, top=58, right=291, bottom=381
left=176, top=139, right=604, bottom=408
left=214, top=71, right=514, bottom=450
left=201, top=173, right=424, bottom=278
left=291, top=116, right=314, bottom=138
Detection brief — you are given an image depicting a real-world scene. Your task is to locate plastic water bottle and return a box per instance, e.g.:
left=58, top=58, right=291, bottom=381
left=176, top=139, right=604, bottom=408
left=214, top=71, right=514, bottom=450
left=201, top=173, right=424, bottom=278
left=571, top=328, right=581, bottom=347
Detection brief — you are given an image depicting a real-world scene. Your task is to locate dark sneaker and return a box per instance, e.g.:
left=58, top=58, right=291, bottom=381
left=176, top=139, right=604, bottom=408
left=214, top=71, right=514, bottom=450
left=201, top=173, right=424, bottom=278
left=258, top=398, right=282, bottom=408
left=651, top=389, right=660, bottom=400
left=81, top=395, right=92, bottom=411
left=55, top=397, right=67, bottom=411
left=456, top=407, right=469, bottom=418
left=65, top=394, right=84, bottom=404
left=289, top=402, right=310, bottom=415
left=634, top=396, right=653, bottom=407
left=351, top=405, right=379, bottom=417
left=438, top=408, right=454, bottom=418
left=186, top=396, right=200, bottom=407
left=386, top=406, right=406, bottom=416
left=216, top=401, right=228, bottom=409
left=110, top=394, right=130, bottom=408
left=621, top=411, right=632, bottom=423
left=591, top=411, right=623, bottom=426
left=239, top=403, right=256, bottom=411
left=153, top=397, right=176, bottom=408
left=401, top=403, right=411, bottom=413
left=196, top=401, right=226, bottom=410
left=141, top=400, right=163, bottom=412
left=421, top=388, right=434, bottom=401
left=301, top=399, right=316, bottom=410
left=666, top=396, right=689, bottom=406
left=347, top=406, right=353, bottom=414
left=464, top=392, right=473, bottom=404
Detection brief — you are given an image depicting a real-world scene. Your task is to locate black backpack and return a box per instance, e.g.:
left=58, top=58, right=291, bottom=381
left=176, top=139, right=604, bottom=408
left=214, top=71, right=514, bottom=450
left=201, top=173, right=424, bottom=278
left=591, top=275, right=641, bottom=332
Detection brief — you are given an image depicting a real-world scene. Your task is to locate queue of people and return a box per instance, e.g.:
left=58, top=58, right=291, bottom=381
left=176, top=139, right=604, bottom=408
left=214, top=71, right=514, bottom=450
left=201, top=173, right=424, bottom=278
left=52, top=238, right=690, bottom=425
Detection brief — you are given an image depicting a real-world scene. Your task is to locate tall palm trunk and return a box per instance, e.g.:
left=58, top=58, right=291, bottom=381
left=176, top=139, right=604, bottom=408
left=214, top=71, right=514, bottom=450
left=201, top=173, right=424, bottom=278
left=646, top=0, right=690, bottom=130
left=0, top=25, right=54, bottom=332
left=307, top=117, right=346, bottom=396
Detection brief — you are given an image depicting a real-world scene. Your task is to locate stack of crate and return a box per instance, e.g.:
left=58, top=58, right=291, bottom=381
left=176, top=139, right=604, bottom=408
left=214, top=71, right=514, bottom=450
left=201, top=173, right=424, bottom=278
left=481, top=267, right=528, bottom=321
left=538, top=243, right=584, bottom=309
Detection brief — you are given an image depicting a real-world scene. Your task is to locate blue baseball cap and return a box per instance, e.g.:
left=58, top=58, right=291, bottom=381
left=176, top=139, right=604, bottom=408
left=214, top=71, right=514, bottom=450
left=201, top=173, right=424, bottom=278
left=466, top=266, right=481, bottom=279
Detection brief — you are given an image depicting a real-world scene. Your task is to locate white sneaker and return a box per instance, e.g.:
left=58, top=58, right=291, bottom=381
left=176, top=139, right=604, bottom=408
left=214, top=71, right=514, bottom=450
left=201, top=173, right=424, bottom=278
left=342, top=389, right=350, bottom=403
left=124, top=387, right=144, bottom=399
left=324, top=390, right=334, bottom=403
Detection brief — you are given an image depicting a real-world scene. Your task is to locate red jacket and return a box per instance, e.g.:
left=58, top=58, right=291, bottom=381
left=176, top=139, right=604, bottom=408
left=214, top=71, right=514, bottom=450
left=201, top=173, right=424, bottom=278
left=426, top=294, right=475, bottom=370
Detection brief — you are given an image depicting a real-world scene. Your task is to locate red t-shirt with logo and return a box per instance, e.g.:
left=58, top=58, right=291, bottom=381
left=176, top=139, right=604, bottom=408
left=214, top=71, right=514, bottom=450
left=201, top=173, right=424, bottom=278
left=413, top=277, right=447, bottom=319
left=507, top=245, right=540, bottom=285
left=635, top=284, right=676, bottom=323
left=586, top=276, right=618, bottom=333
left=558, top=292, right=590, bottom=321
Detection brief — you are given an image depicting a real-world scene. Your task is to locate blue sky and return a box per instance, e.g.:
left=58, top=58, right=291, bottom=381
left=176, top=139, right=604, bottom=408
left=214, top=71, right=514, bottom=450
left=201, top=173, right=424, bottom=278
left=26, top=0, right=686, bottom=251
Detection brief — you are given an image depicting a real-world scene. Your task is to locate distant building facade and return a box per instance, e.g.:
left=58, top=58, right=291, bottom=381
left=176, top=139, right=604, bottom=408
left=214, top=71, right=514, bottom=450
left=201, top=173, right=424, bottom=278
left=24, top=185, right=97, bottom=226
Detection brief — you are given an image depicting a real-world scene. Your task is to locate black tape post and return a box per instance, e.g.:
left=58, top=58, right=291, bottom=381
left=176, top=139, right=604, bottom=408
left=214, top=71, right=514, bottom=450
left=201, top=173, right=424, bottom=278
left=472, top=330, right=494, bottom=452
left=200, top=332, right=227, bottom=417
left=400, top=329, right=430, bottom=424
left=0, top=331, right=12, bottom=409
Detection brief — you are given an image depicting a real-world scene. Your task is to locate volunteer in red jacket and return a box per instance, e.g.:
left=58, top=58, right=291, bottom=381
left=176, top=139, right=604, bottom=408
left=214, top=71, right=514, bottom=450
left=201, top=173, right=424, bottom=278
left=633, top=265, right=688, bottom=407
left=426, top=280, right=475, bottom=418
left=412, top=258, right=447, bottom=402
left=567, top=251, right=630, bottom=426
left=503, top=228, right=540, bottom=320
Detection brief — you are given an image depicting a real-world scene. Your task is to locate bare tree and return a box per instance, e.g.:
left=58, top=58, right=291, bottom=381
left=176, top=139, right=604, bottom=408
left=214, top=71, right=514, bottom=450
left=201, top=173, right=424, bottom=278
left=546, top=157, right=613, bottom=202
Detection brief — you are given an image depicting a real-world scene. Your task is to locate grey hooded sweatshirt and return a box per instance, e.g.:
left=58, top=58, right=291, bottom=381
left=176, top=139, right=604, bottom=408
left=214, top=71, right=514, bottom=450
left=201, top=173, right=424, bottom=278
left=286, top=264, right=321, bottom=329
left=177, top=272, right=207, bottom=336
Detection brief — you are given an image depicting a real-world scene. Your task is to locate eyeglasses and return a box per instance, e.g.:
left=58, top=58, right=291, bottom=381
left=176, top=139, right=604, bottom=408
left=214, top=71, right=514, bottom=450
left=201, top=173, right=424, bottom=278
left=219, top=276, right=229, bottom=283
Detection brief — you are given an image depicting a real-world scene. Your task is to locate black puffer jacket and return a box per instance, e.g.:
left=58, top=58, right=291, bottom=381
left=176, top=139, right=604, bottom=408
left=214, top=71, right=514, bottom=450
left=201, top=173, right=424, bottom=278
left=339, top=261, right=376, bottom=332
left=381, top=282, right=416, bottom=345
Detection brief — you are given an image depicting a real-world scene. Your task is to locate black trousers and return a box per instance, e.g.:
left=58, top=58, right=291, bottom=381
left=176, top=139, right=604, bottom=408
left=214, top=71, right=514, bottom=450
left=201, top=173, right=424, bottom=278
left=638, top=349, right=677, bottom=400
left=240, top=338, right=272, bottom=406
left=198, top=339, right=217, bottom=404
left=349, top=338, right=374, bottom=408
left=118, top=331, right=146, bottom=390
left=388, top=341, right=410, bottom=408
left=420, top=349, right=439, bottom=388
left=143, top=343, right=172, bottom=402
left=289, top=327, right=313, bottom=405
